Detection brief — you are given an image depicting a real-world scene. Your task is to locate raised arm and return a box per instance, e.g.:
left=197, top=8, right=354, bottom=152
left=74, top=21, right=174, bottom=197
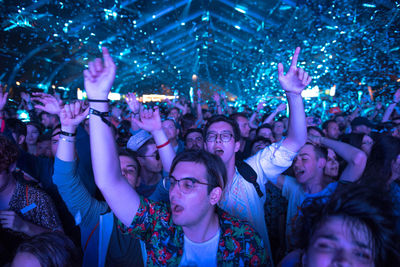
left=249, top=101, right=264, bottom=129
left=132, top=106, right=176, bottom=172
left=382, top=89, right=400, bottom=123
left=263, top=103, right=287, bottom=125
left=309, top=135, right=367, bottom=182
left=196, top=89, right=204, bottom=125
left=85, top=47, right=139, bottom=226
left=212, top=93, right=223, bottom=115
left=279, top=47, right=311, bottom=152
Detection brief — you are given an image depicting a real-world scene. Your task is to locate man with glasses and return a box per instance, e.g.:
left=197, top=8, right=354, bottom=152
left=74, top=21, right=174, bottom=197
left=204, top=47, right=311, bottom=265
left=84, top=48, right=267, bottom=266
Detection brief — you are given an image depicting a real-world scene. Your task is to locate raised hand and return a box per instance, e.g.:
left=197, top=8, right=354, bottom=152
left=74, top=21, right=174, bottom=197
left=31, top=92, right=63, bottom=115
left=256, top=101, right=265, bottom=112
left=307, top=134, right=322, bottom=146
left=83, top=47, right=116, bottom=100
left=0, top=210, right=26, bottom=233
left=132, top=106, right=162, bottom=133
left=60, top=101, right=89, bottom=132
left=20, top=92, right=31, bottom=103
left=125, top=92, right=140, bottom=114
left=212, top=92, right=221, bottom=104
left=197, top=89, right=202, bottom=99
left=0, top=84, right=8, bottom=111
left=278, top=47, right=312, bottom=95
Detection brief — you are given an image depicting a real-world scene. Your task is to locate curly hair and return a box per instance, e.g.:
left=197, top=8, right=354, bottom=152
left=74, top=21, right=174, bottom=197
left=0, top=135, right=19, bottom=173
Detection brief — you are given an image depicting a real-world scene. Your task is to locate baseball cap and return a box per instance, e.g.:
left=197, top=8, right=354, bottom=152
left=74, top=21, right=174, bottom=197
left=127, top=129, right=152, bottom=151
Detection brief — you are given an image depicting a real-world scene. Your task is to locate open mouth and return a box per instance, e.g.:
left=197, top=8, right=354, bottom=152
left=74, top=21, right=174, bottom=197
left=295, top=169, right=305, bottom=177
left=172, top=204, right=184, bottom=215
left=214, top=148, right=224, bottom=156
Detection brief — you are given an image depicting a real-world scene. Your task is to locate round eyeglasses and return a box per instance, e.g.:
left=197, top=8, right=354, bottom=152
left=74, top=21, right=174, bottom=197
left=139, top=151, right=160, bottom=161
left=163, top=176, right=213, bottom=194
left=205, top=133, right=233, bottom=142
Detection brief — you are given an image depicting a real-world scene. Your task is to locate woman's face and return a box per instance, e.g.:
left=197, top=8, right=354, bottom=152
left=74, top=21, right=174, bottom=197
left=26, top=125, right=40, bottom=145
left=324, top=148, right=339, bottom=178
left=361, top=135, right=374, bottom=156
left=303, top=216, right=374, bottom=267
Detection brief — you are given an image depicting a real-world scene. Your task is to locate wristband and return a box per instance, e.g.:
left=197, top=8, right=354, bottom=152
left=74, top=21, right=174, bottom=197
left=60, top=136, right=75, bottom=143
left=156, top=140, right=170, bottom=149
left=89, top=108, right=113, bottom=127
left=87, top=99, right=109, bottom=103
left=60, top=130, right=77, bottom=137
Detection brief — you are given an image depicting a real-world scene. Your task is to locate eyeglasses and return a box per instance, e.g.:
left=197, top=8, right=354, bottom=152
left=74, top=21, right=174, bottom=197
left=163, top=176, right=213, bottom=194
left=205, top=132, right=233, bottom=142
left=139, top=151, right=160, bottom=160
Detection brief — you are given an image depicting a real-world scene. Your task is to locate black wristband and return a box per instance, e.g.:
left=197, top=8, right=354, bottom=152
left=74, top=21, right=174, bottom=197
left=87, top=99, right=109, bottom=103
left=60, top=130, right=76, bottom=137
left=89, top=108, right=113, bottom=127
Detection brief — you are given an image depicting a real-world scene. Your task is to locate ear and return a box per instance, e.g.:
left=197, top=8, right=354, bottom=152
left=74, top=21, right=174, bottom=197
left=234, top=141, right=240, bottom=153
left=18, top=135, right=26, bottom=145
left=317, top=157, right=326, bottom=169
left=323, top=129, right=327, bottom=135
left=209, top=187, right=222, bottom=205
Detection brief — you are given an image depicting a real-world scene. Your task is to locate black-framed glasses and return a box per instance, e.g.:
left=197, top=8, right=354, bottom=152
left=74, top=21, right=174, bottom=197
left=205, top=132, right=233, bottom=142
left=163, top=176, right=213, bottom=194
left=139, top=151, right=160, bottom=160
left=186, top=137, right=203, bottom=143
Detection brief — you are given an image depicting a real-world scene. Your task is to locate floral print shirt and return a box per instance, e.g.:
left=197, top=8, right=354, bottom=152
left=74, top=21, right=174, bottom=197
left=118, top=197, right=268, bottom=266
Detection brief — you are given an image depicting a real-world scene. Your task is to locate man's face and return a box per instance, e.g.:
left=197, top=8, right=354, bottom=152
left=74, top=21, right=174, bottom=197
left=185, top=132, right=204, bottom=150
left=293, top=144, right=323, bottom=184
left=273, top=121, right=285, bottom=135
left=303, top=216, right=373, bottom=267
left=325, top=122, right=340, bottom=140
left=353, top=125, right=371, bottom=135
left=162, top=120, right=178, bottom=141
left=324, top=148, right=339, bottom=178
left=235, top=116, right=250, bottom=139
left=205, top=121, right=240, bottom=165
left=169, top=161, right=216, bottom=228
left=119, top=155, right=140, bottom=188
left=258, top=128, right=273, bottom=140
left=139, top=144, right=163, bottom=174
left=335, top=116, right=346, bottom=130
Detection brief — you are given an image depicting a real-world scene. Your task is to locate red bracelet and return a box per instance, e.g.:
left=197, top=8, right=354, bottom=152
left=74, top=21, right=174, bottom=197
left=156, top=140, right=170, bottom=149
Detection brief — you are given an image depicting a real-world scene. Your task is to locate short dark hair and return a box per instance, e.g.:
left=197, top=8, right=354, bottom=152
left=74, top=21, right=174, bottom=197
left=296, top=185, right=400, bottom=266
left=184, top=128, right=203, bottom=143
left=322, top=119, right=337, bottom=130
left=27, top=121, right=43, bottom=136
left=0, top=135, right=19, bottom=173
left=169, top=150, right=227, bottom=194
left=15, top=232, right=82, bottom=267
left=204, top=115, right=241, bottom=142
left=305, top=142, right=327, bottom=160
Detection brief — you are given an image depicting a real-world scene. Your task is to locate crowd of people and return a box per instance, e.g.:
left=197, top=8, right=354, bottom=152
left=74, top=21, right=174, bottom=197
left=0, top=46, right=400, bottom=266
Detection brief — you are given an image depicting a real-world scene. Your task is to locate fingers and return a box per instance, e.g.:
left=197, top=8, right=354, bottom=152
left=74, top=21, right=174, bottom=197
left=278, top=63, right=284, bottom=78
left=83, top=69, right=95, bottom=82
left=290, top=47, right=301, bottom=68
left=102, top=47, right=115, bottom=69
left=64, top=103, right=73, bottom=119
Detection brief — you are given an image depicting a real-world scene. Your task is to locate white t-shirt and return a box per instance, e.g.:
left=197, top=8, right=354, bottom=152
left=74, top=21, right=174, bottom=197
left=219, top=142, right=297, bottom=266
left=179, top=231, right=220, bottom=267
left=282, top=175, right=338, bottom=247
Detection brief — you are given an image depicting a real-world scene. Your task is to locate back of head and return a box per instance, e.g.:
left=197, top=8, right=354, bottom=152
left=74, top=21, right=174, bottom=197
left=340, top=133, right=365, bottom=150
left=14, top=232, right=82, bottom=267
left=297, top=184, right=400, bottom=266
left=170, top=150, right=227, bottom=193
left=6, top=118, right=27, bottom=138
left=204, top=115, right=241, bottom=142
